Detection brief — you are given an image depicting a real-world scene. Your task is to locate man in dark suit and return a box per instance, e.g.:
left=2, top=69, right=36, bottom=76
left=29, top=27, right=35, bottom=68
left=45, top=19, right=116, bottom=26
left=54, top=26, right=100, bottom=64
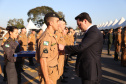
left=59, top=12, right=103, bottom=84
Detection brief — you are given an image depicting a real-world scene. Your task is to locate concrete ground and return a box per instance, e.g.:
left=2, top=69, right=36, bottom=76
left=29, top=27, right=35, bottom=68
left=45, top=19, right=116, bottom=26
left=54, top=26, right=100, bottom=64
left=0, top=36, right=126, bottom=84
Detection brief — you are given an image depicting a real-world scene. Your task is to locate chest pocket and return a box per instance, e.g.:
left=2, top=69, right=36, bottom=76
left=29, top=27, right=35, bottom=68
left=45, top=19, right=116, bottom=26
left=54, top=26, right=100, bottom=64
left=51, top=43, right=57, bottom=51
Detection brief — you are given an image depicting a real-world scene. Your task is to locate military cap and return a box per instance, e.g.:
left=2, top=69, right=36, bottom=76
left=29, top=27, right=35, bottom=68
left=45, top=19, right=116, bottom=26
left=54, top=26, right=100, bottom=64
left=31, top=29, right=36, bottom=31
left=59, top=18, right=66, bottom=23
left=44, top=12, right=59, bottom=20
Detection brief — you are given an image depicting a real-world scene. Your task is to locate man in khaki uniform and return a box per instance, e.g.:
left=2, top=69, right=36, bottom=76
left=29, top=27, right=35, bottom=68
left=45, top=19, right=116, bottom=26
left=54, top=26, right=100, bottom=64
left=28, top=29, right=36, bottom=66
left=121, top=26, right=126, bottom=66
left=18, top=27, right=27, bottom=71
left=114, top=27, right=122, bottom=61
left=35, top=12, right=59, bottom=84
left=18, top=27, right=27, bottom=51
left=55, top=18, right=66, bottom=79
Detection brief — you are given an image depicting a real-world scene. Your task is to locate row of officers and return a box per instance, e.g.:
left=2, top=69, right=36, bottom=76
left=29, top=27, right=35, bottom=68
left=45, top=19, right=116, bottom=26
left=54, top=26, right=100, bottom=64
left=104, top=26, right=126, bottom=67
left=0, top=13, right=76, bottom=84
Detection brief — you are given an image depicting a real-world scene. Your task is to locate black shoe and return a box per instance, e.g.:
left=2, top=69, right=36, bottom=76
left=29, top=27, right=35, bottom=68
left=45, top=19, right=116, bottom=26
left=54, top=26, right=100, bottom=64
left=61, top=79, right=68, bottom=83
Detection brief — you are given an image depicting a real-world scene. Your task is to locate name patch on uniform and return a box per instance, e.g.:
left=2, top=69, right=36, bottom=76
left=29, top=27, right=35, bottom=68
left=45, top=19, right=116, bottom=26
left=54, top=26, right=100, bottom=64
left=43, top=48, right=48, bottom=53
left=43, top=41, right=49, bottom=46
left=19, top=36, right=21, bottom=37
left=5, top=44, right=10, bottom=47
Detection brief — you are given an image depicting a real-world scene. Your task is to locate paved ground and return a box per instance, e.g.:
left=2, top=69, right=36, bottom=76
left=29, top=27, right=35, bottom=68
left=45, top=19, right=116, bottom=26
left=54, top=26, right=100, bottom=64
left=0, top=36, right=126, bottom=84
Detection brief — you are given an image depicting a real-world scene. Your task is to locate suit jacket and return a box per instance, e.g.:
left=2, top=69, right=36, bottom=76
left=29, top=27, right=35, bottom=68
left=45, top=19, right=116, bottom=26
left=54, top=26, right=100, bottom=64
left=65, top=25, right=103, bottom=81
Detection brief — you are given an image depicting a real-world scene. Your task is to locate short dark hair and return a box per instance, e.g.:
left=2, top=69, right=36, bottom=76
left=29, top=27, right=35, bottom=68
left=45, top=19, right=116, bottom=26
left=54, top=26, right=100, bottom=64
left=6, top=26, right=18, bottom=34
left=21, top=27, right=26, bottom=29
left=75, top=12, right=92, bottom=23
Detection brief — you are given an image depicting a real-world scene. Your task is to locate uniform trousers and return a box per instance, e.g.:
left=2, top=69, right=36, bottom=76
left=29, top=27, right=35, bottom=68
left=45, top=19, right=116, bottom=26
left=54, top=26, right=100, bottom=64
left=38, top=66, right=58, bottom=84
left=108, top=43, right=112, bottom=54
left=58, top=55, right=65, bottom=79
left=6, top=62, right=17, bottom=84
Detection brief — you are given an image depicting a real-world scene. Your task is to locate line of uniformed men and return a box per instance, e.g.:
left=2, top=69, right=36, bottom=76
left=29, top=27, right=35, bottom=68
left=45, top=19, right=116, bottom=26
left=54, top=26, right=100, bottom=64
left=106, top=26, right=126, bottom=67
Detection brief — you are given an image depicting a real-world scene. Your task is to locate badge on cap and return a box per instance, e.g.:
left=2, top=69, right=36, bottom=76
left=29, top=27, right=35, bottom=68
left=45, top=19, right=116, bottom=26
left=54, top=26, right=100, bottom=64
left=43, top=48, right=48, bottom=53
left=43, top=41, right=49, bottom=46
left=5, top=44, right=10, bottom=47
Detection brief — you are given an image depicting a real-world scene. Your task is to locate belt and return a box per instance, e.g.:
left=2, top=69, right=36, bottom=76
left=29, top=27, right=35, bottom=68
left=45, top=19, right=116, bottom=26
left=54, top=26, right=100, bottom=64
left=49, top=65, right=58, bottom=68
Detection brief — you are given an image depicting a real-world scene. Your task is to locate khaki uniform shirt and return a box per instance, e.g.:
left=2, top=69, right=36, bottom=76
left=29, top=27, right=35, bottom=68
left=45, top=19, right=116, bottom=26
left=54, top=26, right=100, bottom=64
left=115, top=32, right=122, bottom=46
left=67, top=34, right=74, bottom=45
left=28, top=33, right=36, bottom=51
left=18, top=33, right=27, bottom=51
left=64, top=34, right=70, bottom=45
left=55, top=30, right=66, bottom=55
left=37, top=32, right=43, bottom=40
left=35, top=29, right=58, bottom=67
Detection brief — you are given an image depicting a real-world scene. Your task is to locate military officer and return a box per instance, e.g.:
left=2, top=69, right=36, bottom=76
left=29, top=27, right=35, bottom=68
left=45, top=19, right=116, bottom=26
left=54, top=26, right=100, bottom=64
left=108, top=29, right=113, bottom=55
left=18, top=27, right=27, bottom=51
left=28, top=29, right=36, bottom=66
left=55, top=18, right=66, bottom=79
left=121, top=26, right=126, bottom=66
left=35, top=12, right=59, bottom=84
left=114, top=27, right=122, bottom=61
left=3, top=26, right=21, bottom=84
left=18, top=27, right=27, bottom=71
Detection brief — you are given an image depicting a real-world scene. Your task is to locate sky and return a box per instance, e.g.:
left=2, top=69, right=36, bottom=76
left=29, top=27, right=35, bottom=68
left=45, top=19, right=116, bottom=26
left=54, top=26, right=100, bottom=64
left=0, top=0, right=126, bottom=29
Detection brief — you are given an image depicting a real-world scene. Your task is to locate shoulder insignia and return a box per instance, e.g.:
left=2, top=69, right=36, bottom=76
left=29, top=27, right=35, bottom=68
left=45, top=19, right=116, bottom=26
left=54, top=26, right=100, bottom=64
left=5, top=44, right=10, bottom=47
left=43, top=48, right=48, bottom=53
left=43, top=41, right=49, bottom=46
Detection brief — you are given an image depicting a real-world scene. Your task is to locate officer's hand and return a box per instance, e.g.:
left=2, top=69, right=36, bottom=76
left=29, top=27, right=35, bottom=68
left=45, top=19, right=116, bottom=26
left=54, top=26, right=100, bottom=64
left=59, top=44, right=65, bottom=50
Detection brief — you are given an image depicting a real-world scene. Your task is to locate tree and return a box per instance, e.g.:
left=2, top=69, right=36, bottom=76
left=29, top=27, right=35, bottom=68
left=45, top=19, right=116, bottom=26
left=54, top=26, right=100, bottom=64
left=7, top=18, right=25, bottom=28
left=27, top=6, right=55, bottom=27
left=57, top=11, right=65, bottom=18
left=27, top=6, right=66, bottom=27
